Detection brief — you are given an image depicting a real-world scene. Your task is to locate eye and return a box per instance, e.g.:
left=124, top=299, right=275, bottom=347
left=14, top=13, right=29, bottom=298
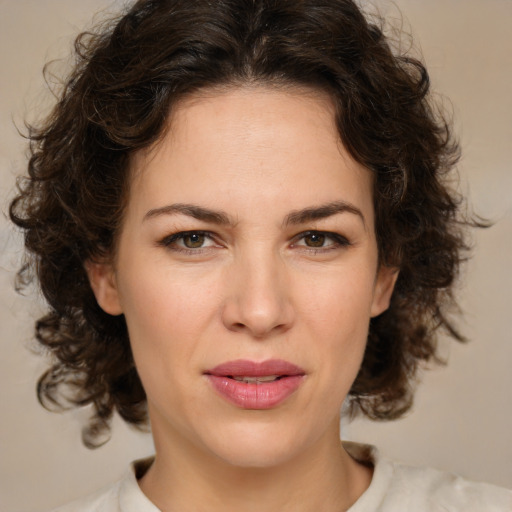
left=181, top=232, right=207, bottom=248
left=292, top=230, right=350, bottom=251
left=303, top=232, right=328, bottom=247
left=159, top=230, right=219, bottom=252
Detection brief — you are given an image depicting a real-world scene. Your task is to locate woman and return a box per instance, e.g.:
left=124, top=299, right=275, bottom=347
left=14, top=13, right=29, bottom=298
left=9, top=0, right=511, bottom=510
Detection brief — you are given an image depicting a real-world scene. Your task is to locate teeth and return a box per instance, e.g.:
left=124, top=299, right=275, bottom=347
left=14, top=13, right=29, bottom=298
left=232, top=375, right=280, bottom=383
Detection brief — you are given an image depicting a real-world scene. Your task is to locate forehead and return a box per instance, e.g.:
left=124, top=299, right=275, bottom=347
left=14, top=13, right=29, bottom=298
left=127, top=86, right=374, bottom=224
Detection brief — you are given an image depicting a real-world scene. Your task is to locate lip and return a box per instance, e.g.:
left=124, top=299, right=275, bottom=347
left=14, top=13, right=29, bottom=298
left=204, top=359, right=306, bottom=410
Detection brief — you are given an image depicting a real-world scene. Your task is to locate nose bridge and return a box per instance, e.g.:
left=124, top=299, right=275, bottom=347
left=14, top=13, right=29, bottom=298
left=222, top=243, right=293, bottom=338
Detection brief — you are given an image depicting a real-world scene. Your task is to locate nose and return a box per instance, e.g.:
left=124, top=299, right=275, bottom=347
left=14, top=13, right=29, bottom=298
left=221, top=250, right=294, bottom=339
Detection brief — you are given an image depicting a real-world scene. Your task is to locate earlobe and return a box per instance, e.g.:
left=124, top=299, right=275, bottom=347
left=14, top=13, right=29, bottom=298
left=370, top=265, right=399, bottom=318
left=84, top=260, right=123, bottom=316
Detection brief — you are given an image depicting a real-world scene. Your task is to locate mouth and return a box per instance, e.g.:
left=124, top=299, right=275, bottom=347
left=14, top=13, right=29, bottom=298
left=230, top=375, right=282, bottom=383
left=204, top=359, right=306, bottom=409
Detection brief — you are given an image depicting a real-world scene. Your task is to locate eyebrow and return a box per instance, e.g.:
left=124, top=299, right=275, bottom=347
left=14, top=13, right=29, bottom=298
left=143, top=203, right=236, bottom=226
left=284, top=200, right=366, bottom=228
left=143, top=200, right=365, bottom=228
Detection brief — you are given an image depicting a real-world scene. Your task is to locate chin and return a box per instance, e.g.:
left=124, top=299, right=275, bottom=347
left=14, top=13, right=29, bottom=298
left=201, top=419, right=314, bottom=469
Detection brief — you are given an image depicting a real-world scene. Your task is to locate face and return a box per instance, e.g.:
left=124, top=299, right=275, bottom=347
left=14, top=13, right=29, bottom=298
left=88, top=86, right=397, bottom=469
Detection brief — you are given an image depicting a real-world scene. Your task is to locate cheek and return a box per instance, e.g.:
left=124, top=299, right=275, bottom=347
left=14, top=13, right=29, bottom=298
left=115, top=263, right=219, bottom=383
left=118, top=252, right=218, bottom=328
left=296, top=265, right=375, bottom=386
left=298, top=263, right=376, bottom=333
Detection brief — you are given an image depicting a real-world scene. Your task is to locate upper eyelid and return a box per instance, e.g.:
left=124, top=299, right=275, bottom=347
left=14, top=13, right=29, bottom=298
left=164, top=229, right=346, bottom=239
left=159, top=229, right=349, bottom=248
left=160, top=230, right=217, bottom=246
left=291, top=230, right=350, bottom=243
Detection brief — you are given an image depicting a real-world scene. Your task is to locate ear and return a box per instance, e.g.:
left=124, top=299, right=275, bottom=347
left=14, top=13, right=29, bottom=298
left=84, top=260, right=123, bottom=316
left=370, top=265, right=399, bottom=318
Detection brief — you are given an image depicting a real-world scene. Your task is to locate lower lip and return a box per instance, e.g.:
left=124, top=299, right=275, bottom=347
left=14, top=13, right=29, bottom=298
left=206, top=375, right=304, bottom=409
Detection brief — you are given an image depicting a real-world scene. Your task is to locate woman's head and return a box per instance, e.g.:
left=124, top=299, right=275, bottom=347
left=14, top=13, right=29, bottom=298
left=85, top=86, right=398, bottom=466
left=10, top=0, right=466, bottom=447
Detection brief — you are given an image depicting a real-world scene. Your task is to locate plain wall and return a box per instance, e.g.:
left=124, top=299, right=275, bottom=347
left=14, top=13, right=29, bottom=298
left=0, top=1, right=510, bottom=510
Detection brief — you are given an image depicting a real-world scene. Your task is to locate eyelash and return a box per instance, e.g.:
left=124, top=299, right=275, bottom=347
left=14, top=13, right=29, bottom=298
left=158, top=230, right=218, bottom=254
left=291, top=231, right=351, bottom=253
left=158, top=230, right=351, bottom=254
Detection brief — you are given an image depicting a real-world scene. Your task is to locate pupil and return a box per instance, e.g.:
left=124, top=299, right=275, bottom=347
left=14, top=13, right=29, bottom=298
left=306, top=233, right=325, bottom=247
left=184, top=233, right=205, bottom=248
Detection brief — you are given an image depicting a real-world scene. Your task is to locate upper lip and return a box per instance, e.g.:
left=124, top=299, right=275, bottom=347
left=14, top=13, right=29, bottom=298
left=205, top=359, right=305, bottom=377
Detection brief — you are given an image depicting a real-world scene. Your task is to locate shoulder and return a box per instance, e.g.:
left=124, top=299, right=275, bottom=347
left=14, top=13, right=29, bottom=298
left=49, top=480, right=122, bottom=512
left=48, top=457, right=157, bottom=512
left=343, top=442, right=512, bottom=512
left=387, top=461, right=512, bottom=511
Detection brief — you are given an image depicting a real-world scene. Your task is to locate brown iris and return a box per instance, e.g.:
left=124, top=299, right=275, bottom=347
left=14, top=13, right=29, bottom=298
left=304, top=233, right=326, bottom=247
left=183, top=233, right=206, bottom=248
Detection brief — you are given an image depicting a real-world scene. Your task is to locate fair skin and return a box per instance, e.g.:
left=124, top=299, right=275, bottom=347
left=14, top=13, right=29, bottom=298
left=87, top=86, right=397, bottom=512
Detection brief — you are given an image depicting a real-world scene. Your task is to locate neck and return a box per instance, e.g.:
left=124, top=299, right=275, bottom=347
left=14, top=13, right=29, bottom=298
left=139, top=419, right=372, bottom=512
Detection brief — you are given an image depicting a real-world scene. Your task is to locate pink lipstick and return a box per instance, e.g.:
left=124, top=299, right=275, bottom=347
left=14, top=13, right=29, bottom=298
left=205, top=359, right=305, bottom=409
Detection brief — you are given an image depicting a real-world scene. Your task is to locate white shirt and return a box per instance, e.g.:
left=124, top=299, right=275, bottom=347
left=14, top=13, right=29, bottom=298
left=51, top=442, right=512, bottom=511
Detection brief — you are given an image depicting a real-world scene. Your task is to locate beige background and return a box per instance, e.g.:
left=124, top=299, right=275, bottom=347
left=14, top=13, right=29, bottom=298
left=1, top=1, right=511, bottom=510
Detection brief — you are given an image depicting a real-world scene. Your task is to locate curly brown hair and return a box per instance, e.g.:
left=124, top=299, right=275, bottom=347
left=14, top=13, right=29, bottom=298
left=10, top=0, right=473, bottom=447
